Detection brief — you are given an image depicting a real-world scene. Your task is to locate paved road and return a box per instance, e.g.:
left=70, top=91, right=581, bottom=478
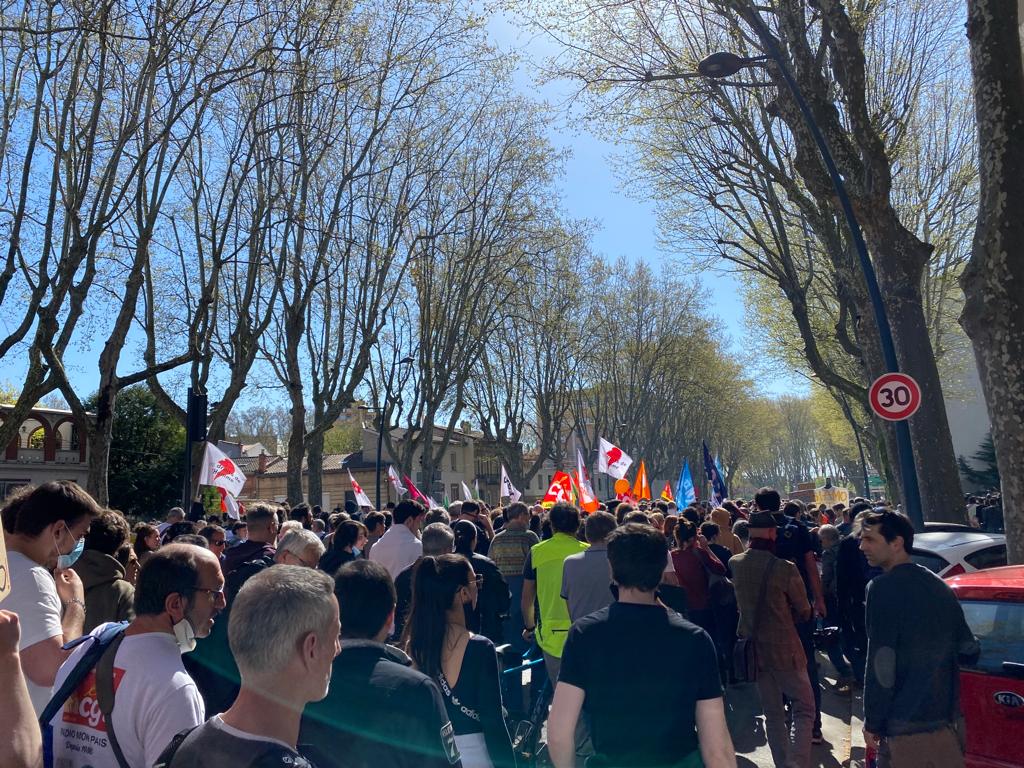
left=526, top=649, right=869, bottom=766
left=725, top=652, right=868, bottom=767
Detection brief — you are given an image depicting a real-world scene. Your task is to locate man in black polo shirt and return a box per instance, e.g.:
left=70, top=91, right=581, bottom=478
left=548, top=523, right=736, bottom=768
left=300, top=560, right=460, bottom=768
left=767, top=490, right=826, bottom=743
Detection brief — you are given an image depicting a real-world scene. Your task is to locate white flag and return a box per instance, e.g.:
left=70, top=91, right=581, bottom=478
left=388, top=465, right=407, bottom=497
left=198, top=442, right=247, bottom=498
left=576, top=448, right=598, bottom=507
left=461, top=481, right=474, bottom=501
left=348, top=469, right=373, bottom=509
left=597, top=437, right=633, bottom=479
left=499, top=464, right=522, bottom=503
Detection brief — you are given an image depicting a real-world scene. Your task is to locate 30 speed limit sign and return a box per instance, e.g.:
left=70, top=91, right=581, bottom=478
left=869, top=373, right=922, bottom=421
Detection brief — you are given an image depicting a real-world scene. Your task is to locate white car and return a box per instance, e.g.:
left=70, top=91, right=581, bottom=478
left=910, top=530, right=1007, bottom=578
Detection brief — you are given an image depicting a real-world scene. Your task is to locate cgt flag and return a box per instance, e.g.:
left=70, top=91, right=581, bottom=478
left=198, top=442, right=247, bottom=498
left=702, top=441, right=728, bottom=505
left=348, top=469, right=373, bottom=509
left=677, top=459, right=697, bottom=505
left=597, top=437, right=633, bottom=479
left=542, top=471, right=574, bottom=507
left=499, top=464, right=522, bottom=503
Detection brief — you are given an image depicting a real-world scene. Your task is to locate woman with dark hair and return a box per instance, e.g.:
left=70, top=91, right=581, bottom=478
left=404, top=554, right=515, bottom=768
left=318, top=519, right=367, bottom=574
left=671, top=520, right=726, bottom=639
left=133, top=522, right=160, bottom=566
left=452, top=520, right=510, bottom=642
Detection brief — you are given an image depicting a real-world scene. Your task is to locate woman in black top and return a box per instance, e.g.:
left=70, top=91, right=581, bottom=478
left=404, top=554, right=515, bottom=768
left=319, top=520, right=367, bottom=575
left=453, top=520, right=511, bottom=643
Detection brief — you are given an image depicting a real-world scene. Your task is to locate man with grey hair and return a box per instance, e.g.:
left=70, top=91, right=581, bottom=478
left=159, top=565, right=340, bottom=767
left=186, top=528, right=325, bottom=715
left=275, top=528, right=326, bottom=569
left=393, top=523, right=455, bottom=638
left=159, top=506, right=186, bottom=536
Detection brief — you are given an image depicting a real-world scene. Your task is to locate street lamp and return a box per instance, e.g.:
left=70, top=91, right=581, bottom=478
left=376, top=356, right=414, bottom=511
left=690, top=28, right=923, bottom=528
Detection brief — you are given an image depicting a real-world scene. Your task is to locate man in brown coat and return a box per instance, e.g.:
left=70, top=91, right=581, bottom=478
left=731, top=505, right=814, bottom=768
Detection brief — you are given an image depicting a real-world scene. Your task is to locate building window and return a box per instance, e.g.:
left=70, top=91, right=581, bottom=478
left=450, top=452, right=457, bottom=472
left=450, top=484, right=459, bottom=502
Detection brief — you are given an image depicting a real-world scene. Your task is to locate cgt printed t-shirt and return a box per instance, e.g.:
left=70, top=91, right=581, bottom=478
left=48, top=624, right=204, bottom=768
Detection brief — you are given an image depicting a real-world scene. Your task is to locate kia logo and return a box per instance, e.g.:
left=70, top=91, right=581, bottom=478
left=994, top=691, right=1024, bottom=708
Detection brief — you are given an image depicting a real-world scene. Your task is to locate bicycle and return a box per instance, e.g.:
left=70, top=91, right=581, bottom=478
left=501, top=649, right=553, bottom=768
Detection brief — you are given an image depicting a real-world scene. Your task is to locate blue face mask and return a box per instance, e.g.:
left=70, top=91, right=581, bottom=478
left=55, top=527, right=85, bottom=569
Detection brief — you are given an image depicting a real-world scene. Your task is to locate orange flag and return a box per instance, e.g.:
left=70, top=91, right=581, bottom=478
left=660, top=482, right=675, bottom=503
left=632, top=460, right=651, bottom=500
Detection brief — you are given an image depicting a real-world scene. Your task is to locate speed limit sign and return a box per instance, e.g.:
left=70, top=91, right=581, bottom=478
left=869, top=373, right=922, bottom=421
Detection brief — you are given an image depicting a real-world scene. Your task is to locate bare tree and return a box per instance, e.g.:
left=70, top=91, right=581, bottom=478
left=0, top=0, right=265, bottom=502
left=510, top=0, right=972, bottom=520
left=962, top=0, right=1024, bottom=562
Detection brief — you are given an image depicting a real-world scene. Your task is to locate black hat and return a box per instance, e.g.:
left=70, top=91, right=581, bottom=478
left=748, top=510, right=777, bottom=530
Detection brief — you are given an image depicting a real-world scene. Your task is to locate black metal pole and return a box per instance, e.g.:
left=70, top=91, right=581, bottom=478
left=735, top=12, right=923, bottom=528
left=375, top=370, right=396, bottom=512
left=182, top=387, right=194, bottom=508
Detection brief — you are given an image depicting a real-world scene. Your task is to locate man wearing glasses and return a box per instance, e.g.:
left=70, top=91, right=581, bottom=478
left=46, top=543, right=225, bottom=768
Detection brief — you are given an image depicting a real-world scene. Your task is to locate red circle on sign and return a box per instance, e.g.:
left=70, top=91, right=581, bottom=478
left=869, top=373, right=922, bottom=421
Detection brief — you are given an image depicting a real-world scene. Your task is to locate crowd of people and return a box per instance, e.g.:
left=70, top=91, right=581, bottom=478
left=0, top=479, right=979, bottom=768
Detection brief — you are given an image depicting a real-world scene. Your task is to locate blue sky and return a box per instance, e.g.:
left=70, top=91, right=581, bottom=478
left=0, top=9, right=803, bottom=403
left=486, top=12, right=802, bottom=396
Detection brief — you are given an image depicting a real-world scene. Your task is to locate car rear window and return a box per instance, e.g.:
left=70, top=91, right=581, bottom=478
left=910, top=550, right=949, bottom=574
left=964, top=545, right=1008, bottom=571
left=959, top=600, right=1024, bottom=675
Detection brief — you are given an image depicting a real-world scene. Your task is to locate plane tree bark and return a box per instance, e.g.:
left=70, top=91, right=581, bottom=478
left=962, top=0, right=1024, bottom=561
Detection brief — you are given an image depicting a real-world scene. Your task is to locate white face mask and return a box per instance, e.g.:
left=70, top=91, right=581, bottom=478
left=173, top=616, right=197, bottom=654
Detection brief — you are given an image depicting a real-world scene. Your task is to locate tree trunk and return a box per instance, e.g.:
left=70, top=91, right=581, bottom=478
left=286, top=379, right=306, bottom=505
left=962, top=0, right=1024, bottom=563
left=883, top=269, right=967, bottom=522
left=86, top=384, right=117, bottom=505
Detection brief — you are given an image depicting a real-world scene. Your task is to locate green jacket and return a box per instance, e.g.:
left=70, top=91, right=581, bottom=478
left=73, top=549, right=135, bottom=633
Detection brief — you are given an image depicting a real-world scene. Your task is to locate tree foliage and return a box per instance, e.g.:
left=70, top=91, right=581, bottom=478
left=86, top=386, right=185, bottom=520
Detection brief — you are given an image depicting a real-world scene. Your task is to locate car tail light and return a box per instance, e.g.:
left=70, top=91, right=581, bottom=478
left=944, top=563, right=966, bottom=577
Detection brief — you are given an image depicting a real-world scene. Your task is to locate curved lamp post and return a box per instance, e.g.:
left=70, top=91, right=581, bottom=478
left=691, top=42, right=922, bottom=528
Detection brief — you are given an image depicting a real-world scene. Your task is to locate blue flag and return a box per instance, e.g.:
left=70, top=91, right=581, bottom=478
left=702, top=440, right=728, bottom=504
left=677, top=459, right=696, bottom=505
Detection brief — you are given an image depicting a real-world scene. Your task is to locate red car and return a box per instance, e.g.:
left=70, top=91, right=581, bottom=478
left=947, top=565, right=1024, bottom=768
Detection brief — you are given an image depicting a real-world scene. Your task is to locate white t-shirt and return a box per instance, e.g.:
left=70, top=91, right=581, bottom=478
left=369, top=524, right=422, bottom=579
left=48, top=625, right=205, bottom=768
left=6, top=550, right=64, bottom=714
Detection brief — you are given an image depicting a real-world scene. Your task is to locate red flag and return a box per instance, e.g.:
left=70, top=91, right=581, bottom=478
left=403, top=474, right=428, bottom=505
left=542, top=471, right=574, bottom=507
